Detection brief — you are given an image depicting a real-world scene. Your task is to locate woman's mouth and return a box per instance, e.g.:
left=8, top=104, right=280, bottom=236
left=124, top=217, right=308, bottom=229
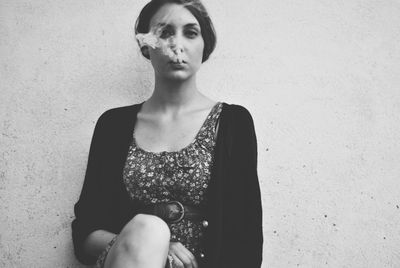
left=169, top=61, right=186, bottom=69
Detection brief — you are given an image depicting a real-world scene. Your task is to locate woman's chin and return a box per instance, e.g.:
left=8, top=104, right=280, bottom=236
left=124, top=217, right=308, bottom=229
left=161, top=70, right=194, bottom=82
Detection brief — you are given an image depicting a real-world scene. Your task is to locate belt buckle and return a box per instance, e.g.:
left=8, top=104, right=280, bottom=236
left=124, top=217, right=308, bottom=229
left=166, top=201, right=185, bottom=224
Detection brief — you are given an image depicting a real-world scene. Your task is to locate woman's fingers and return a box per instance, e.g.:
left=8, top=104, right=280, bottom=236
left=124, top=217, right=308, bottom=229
left=175, top=242, right=198, bottom=268
left=170, top=253, right=184, bottom=268
left=169, top=242, right=198, bottom=268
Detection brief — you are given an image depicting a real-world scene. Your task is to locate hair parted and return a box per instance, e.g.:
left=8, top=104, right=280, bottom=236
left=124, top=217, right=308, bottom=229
left=135, top=0, right=217, bottom=63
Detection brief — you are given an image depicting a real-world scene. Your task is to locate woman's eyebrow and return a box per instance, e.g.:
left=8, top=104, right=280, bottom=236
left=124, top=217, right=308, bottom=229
left=154, top=22, right=199, bottom=30
left=184, top=23, right=200, bottom=29
left=155, top=22, right=167, bottom=28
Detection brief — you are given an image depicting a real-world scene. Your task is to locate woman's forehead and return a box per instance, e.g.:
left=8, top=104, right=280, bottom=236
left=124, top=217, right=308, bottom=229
left=149, top=3, right=199, bottom=29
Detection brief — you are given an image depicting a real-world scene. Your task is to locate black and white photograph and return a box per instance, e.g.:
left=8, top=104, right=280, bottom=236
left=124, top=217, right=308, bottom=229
left=1, top=0, right=399, bottom=267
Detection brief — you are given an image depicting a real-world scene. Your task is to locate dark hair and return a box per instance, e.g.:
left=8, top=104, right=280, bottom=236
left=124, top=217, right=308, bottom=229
left=135, top=0, right=217, bottom=63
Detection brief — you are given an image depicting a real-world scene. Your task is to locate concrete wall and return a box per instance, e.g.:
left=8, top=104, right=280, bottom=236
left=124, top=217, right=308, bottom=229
left=1, top=0, right=400, bottom=267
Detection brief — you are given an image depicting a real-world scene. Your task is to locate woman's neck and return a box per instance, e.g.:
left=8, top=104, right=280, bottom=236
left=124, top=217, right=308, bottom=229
left=146, top=75, right=203, bottom=113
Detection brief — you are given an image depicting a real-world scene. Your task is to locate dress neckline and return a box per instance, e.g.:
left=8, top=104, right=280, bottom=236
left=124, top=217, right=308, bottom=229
left=132, top=101, right=222, bottom=155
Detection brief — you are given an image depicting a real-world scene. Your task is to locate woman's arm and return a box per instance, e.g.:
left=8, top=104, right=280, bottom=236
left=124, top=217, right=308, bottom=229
left=83, top=230, right=117, bottom=259
left=72, top=111, right=117, bottom=264
left=232, top=106, right=263, bottom=267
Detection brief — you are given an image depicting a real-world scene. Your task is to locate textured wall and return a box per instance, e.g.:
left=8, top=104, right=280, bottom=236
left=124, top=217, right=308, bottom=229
left=1, top=0, right=400, bottom=267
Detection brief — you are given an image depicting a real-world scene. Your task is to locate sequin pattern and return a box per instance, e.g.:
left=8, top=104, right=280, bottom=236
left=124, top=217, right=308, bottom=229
left=95, top=102, right=222, bottom=267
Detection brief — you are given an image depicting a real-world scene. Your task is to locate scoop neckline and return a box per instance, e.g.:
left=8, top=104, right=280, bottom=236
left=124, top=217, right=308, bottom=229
left=132, top=101, right=222, bottom=155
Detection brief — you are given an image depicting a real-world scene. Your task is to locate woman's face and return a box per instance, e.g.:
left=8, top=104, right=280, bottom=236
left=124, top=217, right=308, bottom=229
left=147, top=3, right=205, bottom=81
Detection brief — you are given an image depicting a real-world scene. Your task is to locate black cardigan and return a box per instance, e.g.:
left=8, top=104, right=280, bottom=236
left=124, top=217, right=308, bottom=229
left=72, top=102, right=263, bottom=267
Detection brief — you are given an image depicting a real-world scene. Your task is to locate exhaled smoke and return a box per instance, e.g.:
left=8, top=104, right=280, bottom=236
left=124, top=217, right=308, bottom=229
left=136, top=24, right=184, bottom=64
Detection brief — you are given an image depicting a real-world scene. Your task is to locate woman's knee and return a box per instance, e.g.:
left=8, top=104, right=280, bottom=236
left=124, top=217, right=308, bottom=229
left=105, top=215, right=170, bottom=266
left=124, top=214, right=170, bottom=237
left=119, top=214, right=170, bottom=249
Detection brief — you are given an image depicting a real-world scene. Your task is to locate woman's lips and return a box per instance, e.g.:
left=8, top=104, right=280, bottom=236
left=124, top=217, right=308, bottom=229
left=169, top=61, right=186, bottom=69
left=169, top=59, right=186, bottom=64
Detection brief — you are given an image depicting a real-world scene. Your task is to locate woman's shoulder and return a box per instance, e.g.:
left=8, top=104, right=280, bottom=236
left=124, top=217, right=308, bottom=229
left=222, top=102, right=255, bottom=122
left=92, top=103, right=143, bottom=131
left=95, top=103, right=141, bottom=122
left=100, top=103, right=143, bottom=119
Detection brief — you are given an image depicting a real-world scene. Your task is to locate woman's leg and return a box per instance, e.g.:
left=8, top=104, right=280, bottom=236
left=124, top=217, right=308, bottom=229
left=104, top=214, right=170, bottom=268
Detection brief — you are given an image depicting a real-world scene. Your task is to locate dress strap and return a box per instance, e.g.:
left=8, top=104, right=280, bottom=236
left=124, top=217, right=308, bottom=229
left=196, top=102, right=223, bottom=149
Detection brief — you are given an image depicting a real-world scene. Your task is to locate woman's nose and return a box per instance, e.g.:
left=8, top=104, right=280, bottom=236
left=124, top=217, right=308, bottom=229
left=168, top=36, right=184, bottom=54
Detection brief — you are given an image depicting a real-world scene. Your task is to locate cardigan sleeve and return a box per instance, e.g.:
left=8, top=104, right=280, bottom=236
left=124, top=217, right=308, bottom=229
left=231, top=105, right=263, bottom=267
left=71, top=111, right=117, bottom=265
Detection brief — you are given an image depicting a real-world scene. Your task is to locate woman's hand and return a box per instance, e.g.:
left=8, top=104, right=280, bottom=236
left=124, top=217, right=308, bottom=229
left=168, top=242, right=199, bottom=268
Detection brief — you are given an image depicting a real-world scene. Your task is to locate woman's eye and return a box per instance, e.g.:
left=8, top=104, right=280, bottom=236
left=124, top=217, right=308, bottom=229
left=159, top=29, right=173, bottom=39
left=185, top=30, right=199, bottom=38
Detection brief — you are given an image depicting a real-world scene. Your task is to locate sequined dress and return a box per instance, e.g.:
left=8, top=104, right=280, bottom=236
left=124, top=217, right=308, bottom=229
left=96, top=102, right=223, bottom=267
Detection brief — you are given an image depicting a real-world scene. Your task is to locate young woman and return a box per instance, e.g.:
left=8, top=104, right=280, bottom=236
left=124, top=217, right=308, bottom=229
left=71, top=0, right=263, bottom=267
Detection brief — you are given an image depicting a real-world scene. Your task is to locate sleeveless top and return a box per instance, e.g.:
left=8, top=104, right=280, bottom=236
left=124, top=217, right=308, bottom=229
left=95, top=102, right=223, bottom=267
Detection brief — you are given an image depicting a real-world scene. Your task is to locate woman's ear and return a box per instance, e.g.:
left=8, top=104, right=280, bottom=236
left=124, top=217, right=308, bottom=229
left=141, top=46, right=150, bottom=59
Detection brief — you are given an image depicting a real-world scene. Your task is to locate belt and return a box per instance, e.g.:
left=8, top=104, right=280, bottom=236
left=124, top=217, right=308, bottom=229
left=140, top=201, right=204, bottom=224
